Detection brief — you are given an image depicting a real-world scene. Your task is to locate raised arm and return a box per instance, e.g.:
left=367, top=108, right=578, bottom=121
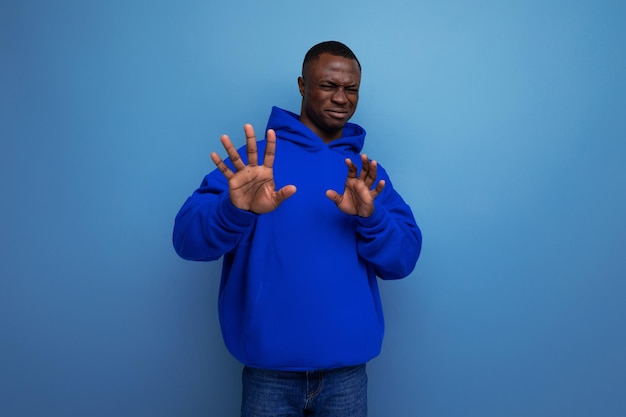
left=173, top=124, right=296, bottom=261
left=326, top=154, right=421, bottom=279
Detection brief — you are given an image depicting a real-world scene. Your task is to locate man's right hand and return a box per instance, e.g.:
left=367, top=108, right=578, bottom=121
left=210, top=124, right=297, bottom=214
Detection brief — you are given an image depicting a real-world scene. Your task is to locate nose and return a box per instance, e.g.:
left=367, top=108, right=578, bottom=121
left=331, top=88, right=348, bottom=104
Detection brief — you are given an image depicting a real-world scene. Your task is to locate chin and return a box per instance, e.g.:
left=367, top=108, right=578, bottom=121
left=327, top=115, right=351, bottom=126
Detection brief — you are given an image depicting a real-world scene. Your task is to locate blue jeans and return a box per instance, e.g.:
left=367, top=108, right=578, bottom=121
left=241, top=364, right=368, bottom=417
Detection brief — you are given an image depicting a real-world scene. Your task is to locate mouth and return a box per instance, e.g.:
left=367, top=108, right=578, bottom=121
left=326, top=109, right=349, bottom=119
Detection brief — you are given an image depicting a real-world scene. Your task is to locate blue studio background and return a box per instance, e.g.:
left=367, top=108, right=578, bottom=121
left=1, top=0, right=625, bottom=416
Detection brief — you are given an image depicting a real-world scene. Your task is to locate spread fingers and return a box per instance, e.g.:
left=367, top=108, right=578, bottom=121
left=220, top=134, right=246, bottom=171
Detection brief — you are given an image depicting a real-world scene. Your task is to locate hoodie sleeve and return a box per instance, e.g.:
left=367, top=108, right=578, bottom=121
left=354, top=170, right=422, bottom=280
left=172, top=169, right=258, bottom=261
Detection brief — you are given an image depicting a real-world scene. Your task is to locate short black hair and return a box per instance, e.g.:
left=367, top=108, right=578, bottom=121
left=302, top=41, right=361, bottom=76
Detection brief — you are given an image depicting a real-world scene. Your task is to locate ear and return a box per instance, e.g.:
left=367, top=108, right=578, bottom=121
left=297, top=76, right=305, bottom=97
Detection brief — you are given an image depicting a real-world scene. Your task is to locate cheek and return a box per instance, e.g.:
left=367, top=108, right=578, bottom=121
left=307, top=95, right=328, bottom=111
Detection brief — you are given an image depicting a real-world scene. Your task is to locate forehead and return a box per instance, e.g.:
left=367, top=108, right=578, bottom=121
left=305, top=53, right=361, bottom=82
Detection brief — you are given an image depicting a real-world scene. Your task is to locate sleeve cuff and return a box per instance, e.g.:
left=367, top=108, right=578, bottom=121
left=354, top=203, right=385, bottom=228
left=219, top=192, right=258, bottom=230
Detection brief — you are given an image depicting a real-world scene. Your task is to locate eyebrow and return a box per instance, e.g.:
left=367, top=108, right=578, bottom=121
left=320, top=80, right=360, bottom=88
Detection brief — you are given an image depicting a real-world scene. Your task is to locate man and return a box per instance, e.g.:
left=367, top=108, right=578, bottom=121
left=173, top=41, right=422, bottom=417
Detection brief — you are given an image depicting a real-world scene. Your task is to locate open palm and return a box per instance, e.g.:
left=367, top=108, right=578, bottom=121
left=211, top=124, right=296, bottom=214
left=326, top=154, right=385, bottom=217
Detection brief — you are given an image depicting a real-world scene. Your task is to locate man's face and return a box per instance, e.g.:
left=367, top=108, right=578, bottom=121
left=298, top=53, right=361, bottom=143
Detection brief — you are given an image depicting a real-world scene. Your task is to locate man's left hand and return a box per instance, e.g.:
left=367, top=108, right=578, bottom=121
left=326, top=154, right=385, bottom=217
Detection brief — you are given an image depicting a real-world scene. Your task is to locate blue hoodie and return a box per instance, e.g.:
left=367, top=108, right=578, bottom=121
left=173, top=107, right=421, bottom=371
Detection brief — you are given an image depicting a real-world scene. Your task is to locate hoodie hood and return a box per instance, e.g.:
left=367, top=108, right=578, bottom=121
left=266, top=106, right=365, bottom=154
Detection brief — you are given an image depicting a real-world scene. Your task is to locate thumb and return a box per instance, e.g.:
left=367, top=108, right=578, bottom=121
left=275, top=185, right=297, bottom=205
left=325, top=189, right=341, bottom=204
